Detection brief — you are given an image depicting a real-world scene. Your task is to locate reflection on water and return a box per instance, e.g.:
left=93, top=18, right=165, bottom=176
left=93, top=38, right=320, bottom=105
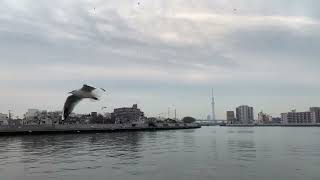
left=227, top=128, right=256, bottom=162
left=1, top=127, right=320, bottom=180
left=228, top=139, right=256, bottom=162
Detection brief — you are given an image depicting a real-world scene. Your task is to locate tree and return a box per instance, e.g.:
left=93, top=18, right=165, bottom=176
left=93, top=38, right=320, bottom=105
left=182, top=116, right=196, bottom=123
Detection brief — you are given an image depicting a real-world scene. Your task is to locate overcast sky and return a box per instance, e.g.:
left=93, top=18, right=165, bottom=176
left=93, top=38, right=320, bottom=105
left=1, top=0, right=320, bottom=119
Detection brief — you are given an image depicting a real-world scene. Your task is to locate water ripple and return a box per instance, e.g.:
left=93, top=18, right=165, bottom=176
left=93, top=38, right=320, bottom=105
left=0, top=127, right=320, bottom=180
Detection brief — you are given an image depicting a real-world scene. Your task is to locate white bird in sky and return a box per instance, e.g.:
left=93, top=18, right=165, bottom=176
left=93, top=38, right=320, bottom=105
left=62, top=84, right=106, bottom=120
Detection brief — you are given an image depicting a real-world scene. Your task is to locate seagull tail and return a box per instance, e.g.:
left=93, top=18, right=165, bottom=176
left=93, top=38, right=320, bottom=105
left=91, top=88, right=105, bottom=100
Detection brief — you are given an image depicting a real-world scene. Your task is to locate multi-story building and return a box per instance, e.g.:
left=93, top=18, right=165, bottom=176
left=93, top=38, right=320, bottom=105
left=0, top=113, right=8, bottom=126
left=24, top=109, right=40, bottom=124
left=91, top=112, right=98, bottom=118
left=111, top=104, right=145, bottom=124
left=272, top=117, right=281, bottom=124
left=24, top=109, right=61, bottom=125
left=236, top=105, right=254, bottom=124
left=46, top=111, right=62, bottom=124
left=226, top=111, right=235, bottom=124
left=310, top=107, right=320, bottom=123
left=24, top=109, right=40, bottom=119
left=281, top=110, right=312, bottom=124
left=257, top=111, right=272, bottom=124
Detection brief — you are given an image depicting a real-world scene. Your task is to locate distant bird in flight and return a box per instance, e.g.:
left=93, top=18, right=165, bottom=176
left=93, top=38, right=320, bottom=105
left=62, top=84, right=106, bottom=120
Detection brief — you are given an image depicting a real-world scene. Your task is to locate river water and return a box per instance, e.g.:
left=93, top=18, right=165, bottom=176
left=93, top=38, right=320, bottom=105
left=0, top=127, right=320, bottom=180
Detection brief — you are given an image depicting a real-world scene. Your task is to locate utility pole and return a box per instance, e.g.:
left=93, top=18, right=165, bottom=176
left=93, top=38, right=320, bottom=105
left=101, top=106, right=107, bottom=124
left=8, top=110, right=12, bottom=120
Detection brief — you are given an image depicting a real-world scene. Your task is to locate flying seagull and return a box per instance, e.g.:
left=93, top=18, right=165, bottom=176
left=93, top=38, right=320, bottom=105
left=62, top=84, right=106, bottom=120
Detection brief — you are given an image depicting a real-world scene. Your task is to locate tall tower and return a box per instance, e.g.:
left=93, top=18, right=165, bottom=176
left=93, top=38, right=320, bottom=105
left=211, top=88, right=215, bottom=121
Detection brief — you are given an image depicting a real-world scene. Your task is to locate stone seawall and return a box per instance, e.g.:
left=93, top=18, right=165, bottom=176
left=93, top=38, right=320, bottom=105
left=0, top=123, right=201, bottom=135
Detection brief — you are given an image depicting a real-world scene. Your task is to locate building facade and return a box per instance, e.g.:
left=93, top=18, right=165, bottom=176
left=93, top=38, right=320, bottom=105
left=0, top=113, right=8, bottom=126
left=24, top=109, right=40, bottom=119
left=24, top=110, right=61, bottom=125
left=310, top=107, right=320, bottom=123
left=281, top=110, right=312, bottom=124
left=111, top=104, right=145, bottom=124
left=236, top=105, right=254, bottom=124
left=226, top=111, right=235, bottom=124
left=272, top=117, right=281, bottom=124
left=257, top=111, right=272, bottom=124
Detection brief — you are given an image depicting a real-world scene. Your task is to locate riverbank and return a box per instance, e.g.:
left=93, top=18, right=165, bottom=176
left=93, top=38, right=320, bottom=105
left=0, top=123, right=201, bottom=136
left=222, top=124, right=320, bottom=127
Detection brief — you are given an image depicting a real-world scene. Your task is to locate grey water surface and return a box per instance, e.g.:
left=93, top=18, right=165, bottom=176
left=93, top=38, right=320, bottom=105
left=0, top=127, right=320, bottom=180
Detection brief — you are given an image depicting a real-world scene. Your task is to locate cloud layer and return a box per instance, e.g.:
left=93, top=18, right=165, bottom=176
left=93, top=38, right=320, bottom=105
left=1, top=0, right=320, bottom=118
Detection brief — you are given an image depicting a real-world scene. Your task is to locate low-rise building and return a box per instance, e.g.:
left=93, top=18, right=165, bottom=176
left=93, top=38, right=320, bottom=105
left=91, top=112, right=98, bottom=117
left=111, top=104, right=145, bottom=124
left=25, top=109, right=40, bottom=118
left=24, top=110, right=61, bottom=125
left=272, top=117, right=281, bottom=124
left=8, top=119, right=22, bottom=126
left=0, top=113, right=8, bottom=126
left=257, top=111, right=272, bottom=124
left=24, top=109, right=40, bottom=124
left=281, top=110, right=312, bottom=124
left=47, top=111, right=62, bottom=124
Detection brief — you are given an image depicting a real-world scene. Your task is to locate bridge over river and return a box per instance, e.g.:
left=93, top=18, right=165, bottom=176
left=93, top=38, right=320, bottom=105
left=196, top=120, right=227, bottom=126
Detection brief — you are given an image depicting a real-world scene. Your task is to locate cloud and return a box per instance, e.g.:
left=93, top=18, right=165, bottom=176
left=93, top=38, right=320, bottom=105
left=0, top=0, right=320, bottom=118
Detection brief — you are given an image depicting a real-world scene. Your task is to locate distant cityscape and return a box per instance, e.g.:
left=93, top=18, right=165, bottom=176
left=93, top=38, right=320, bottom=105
left=1, top=103, right=320, bottom=126
left=203, top=92, right=320, bottom=125
left=225, top=105, right=320, bottom=125
left=0, top=104, right=184, bottom=126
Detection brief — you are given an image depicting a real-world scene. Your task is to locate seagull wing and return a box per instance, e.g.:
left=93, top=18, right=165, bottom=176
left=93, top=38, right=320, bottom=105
left=81, top=84, right=96, bottom=92
left=63, top=95, right=82, bottom=120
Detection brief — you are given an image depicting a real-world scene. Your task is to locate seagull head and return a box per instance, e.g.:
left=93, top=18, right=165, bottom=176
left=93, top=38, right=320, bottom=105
left=69, top=90, right=76, bottom=94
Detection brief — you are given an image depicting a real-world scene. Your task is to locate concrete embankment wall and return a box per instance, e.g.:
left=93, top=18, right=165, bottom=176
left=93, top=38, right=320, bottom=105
left=0, top=123, right=201, bottom=135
